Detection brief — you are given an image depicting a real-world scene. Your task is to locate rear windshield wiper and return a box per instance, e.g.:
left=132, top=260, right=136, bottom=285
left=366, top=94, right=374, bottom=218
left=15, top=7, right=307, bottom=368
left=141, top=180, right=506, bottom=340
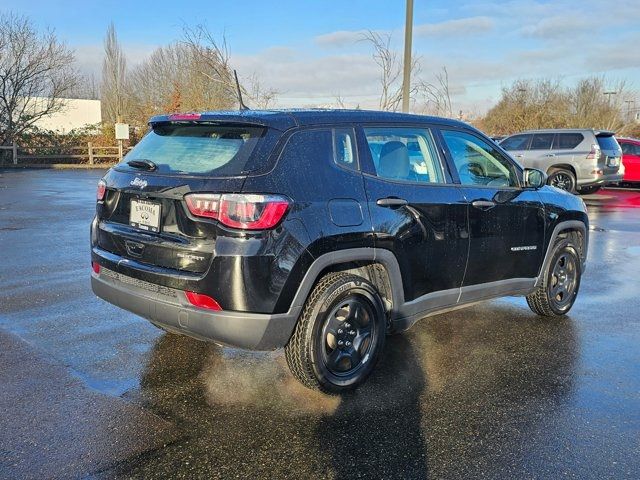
left=127, top=159, right=157, bottom=171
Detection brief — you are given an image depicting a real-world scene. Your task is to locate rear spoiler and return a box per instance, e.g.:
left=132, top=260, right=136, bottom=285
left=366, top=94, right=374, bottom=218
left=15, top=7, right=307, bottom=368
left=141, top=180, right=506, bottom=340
left=595, top=131, right=615, bottom=137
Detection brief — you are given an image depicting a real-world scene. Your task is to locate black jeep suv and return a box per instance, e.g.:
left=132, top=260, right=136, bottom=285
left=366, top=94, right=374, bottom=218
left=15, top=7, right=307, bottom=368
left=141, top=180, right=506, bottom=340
left=91, top=110, right=588, bottom=393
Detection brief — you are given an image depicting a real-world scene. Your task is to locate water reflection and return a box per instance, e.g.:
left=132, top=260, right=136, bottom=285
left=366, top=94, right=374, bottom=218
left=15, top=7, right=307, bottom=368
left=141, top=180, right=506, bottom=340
left=135, top=302, right=578, bottom=478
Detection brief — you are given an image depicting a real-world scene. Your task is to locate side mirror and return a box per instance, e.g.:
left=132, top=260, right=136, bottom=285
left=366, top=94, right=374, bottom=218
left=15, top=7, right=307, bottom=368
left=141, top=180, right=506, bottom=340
left=523, top=168, right=547, bottom=189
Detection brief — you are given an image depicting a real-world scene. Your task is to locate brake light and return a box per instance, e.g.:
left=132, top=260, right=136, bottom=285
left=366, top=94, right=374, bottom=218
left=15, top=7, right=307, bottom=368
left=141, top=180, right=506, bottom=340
left=168, top=113, right=201, bottom=121
left=185, top=194, right=221, bottom=219
left=96, top=179, right=106, bottom=201
left=184, top=193, right=289, bottom=230
left=586, top=143, right=600, bottom=160
left=185, top=291, right=222, bottom=311
left=91, top=261, right=100, bottom=274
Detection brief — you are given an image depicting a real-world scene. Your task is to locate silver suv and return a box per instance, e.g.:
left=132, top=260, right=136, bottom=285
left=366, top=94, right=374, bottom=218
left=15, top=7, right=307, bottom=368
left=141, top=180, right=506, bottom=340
left=500, top=129, right=623, bottom=194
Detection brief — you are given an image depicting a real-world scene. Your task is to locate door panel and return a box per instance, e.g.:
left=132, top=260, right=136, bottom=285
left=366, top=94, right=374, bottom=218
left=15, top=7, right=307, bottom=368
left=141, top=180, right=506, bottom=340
left=365, top=178, right=469, bottom=301
left=358, top=126, right=469, bottom=304
left=460, top=186, right=545, bottom=284
left=438, top=128, right=545, bottom=286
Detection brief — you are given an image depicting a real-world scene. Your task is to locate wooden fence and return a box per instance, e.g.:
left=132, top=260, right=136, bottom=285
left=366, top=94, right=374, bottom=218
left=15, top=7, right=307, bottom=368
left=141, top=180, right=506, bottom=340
left=0, top=142, right=129, bottom=166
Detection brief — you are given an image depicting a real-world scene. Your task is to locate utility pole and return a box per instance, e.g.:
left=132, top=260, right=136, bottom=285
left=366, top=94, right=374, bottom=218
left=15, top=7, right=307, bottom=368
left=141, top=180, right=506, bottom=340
left=624, top=100, right=634, bottom=121
left=401, top=0, right=414, bottom=113
left=603, top=91, right=617, bottom=105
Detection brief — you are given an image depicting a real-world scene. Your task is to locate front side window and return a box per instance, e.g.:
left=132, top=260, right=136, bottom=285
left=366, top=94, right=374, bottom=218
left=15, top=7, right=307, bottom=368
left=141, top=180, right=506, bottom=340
left=530, top=133, right=554, bottom=150
left=363, top=127, right=445, bottom=184
left=441, top=129, right=519, bottom=188
left=500, top=134, right=530, bottom=151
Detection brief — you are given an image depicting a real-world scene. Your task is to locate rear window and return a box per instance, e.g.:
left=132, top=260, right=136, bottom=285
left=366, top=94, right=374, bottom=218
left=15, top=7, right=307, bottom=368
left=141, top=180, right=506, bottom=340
left=120, top=123, right=265, bottom=176
left=596, top=135, right=620, bottom=152
left=553, top=133, right=584, bottom=150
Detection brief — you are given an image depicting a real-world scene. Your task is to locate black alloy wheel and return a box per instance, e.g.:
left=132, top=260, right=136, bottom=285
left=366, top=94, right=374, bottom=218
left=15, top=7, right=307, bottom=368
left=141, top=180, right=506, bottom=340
left=548, top=252, right=578, bottom=312
left=320, top=296, right=377, bottom=377
left=285, top=272, right=386, bottom=394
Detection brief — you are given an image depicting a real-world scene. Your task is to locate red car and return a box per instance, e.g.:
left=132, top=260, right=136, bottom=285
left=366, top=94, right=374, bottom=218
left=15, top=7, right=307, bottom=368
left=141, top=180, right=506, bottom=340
left=618, top=137, right=640, bottom=183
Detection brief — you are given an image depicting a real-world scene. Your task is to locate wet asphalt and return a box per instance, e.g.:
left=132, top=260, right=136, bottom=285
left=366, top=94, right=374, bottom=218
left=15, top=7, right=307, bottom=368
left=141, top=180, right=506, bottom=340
left=0, top=168, right=638, bottom=479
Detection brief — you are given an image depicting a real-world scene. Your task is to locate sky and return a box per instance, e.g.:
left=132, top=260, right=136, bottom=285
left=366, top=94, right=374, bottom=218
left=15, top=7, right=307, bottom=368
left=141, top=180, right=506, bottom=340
left=2, top=0, right=639, bottom=115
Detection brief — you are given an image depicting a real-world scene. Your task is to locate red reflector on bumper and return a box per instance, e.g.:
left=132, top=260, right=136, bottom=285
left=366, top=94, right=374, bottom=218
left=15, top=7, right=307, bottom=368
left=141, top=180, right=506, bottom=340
left=91, top=261, right=100, bottom=274
left=185, top=291, right=222, bottom=311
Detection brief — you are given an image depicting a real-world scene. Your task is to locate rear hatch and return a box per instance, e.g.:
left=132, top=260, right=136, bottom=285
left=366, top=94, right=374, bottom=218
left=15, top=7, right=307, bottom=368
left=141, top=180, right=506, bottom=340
left=595, top=132, right=622, bottom=174
left=95, top=120, right=274, bottom=274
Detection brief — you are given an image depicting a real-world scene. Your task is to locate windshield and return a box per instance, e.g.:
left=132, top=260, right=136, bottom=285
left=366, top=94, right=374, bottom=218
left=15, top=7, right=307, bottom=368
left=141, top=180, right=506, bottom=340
left=120, top=123, right=265, bottom=176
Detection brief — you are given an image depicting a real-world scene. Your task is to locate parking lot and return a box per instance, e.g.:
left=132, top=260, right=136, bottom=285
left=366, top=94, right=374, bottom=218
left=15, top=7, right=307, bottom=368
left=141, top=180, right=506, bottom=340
left=0, top=168, right=639, bottom=479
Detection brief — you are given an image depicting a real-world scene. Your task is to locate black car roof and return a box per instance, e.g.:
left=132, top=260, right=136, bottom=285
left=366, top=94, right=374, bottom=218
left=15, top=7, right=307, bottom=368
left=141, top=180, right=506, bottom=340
left=149, top=109, right=470, bottom=131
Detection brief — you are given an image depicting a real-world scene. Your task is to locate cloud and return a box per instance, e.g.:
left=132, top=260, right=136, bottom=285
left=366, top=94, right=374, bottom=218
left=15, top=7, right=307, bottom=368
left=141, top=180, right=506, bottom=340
left=520, top=15, right=597, bottom=39
left=232, top=50, right=382, bottom=106
left=72, top=42, right=156, bottom=77
left=314, top=30, right=366, bottom=48
left=414, top=16, right=495, bottom=37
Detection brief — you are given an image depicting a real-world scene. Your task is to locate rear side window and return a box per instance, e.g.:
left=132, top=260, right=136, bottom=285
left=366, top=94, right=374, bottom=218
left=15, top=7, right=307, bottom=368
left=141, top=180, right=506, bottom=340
left=121, top=123, right=264, bottom=176
left=333, top=128, right=357, bottom=170
left=279, top=128, right=359, bottom=172
left=363, top=127, right=444, bottom=184
left=500, top=134, right=530, bottom=151
left=553, top=133, right=584, bottom=150
left=530, top=133, right=554, bottom=150
left=596, top=135, right=620, bottom=151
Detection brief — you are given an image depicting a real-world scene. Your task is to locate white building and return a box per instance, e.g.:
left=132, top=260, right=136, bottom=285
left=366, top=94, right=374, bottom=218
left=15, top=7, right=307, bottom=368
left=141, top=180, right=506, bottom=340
left=29, top=97, right=102, bottom=133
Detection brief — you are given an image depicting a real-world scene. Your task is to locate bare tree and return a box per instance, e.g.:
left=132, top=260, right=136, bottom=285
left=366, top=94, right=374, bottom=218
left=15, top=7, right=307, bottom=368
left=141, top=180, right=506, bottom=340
left=101, top=23, right=127, bottom=123
left=361, top=31, right=453, bottom=115
left=243, top=72, right=279, bottom=109
left=361, top=30, right=405, bottom=111
left=415, top=67, right=453, bottom=117
left=481, top=78, right=570, bottom=135
left=182, top=25, right=279, bottom=109
left=127, top=34, right=236, bottom=126
left=70, top=72, right=100, bottom=100
left=0, top=13, right=77, bottom=145
left=481, top=76, right=634, bottom=135
left=568, top=76, right=628, bottom=131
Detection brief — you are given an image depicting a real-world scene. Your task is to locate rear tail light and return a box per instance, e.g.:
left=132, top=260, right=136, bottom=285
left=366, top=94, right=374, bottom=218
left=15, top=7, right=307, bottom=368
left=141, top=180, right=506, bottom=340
left=184, top=193, right=289, bottom=230
left=96, top=179, right=106, bottom=201
left=586, top=143, right=600, bottom=160
left=91, top=261, right=100, bottom=274
left=185, top=291, right=222, bottom=311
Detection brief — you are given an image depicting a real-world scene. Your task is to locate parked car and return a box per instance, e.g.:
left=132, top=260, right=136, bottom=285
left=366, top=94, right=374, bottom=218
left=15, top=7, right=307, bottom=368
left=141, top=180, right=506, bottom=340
left=500, top=129, right=623, bottom=194
left=617, top=137, right=640, bottom=184
left=91, top=110, right=589, bottom=393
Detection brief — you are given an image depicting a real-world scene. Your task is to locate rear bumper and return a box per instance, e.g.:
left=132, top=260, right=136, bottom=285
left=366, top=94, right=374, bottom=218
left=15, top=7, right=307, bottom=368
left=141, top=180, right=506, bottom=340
left=91, top=268, right=299, bottom=350
left=577, top=172, right=623, bottom=187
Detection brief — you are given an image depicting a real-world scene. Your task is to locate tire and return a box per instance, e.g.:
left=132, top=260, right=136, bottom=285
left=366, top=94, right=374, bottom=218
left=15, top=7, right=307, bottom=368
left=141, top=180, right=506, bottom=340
left=547, top=168, right=576, bottom=193
left=578, top=185, right=601, bottom=195
left=285, top=272, right=387, bottom=394
left=526, top=238, right=582, bottom=317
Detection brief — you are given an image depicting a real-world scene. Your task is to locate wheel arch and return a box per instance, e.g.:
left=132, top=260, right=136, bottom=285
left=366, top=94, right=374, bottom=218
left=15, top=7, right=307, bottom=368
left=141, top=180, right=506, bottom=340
left=547, top=163, right=577, bottom=178
left=287, top=248, right=405, bottom=319
left=535, top=220, right=588, bottom=287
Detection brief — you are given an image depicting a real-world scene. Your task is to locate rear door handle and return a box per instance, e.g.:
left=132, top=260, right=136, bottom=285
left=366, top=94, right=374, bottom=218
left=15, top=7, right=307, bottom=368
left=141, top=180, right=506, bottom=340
left=514, top=154, right=524, bottom=158
left=472, top=200, right=496, bottom=210
left=544, top=153, right=556, bottom=157
left=376, top=197, right=408, bottom=207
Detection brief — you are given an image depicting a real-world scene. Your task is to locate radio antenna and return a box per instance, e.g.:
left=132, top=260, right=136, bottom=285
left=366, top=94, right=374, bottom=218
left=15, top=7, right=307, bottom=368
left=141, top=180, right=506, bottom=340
left=234, top=70, right=249, bottom=111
